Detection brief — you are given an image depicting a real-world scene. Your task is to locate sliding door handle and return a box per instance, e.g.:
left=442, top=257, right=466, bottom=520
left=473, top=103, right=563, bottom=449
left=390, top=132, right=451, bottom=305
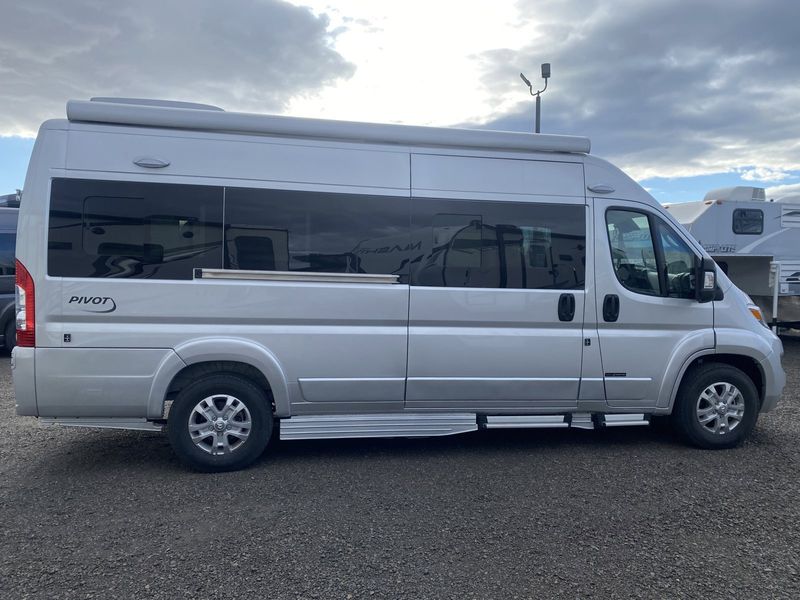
left=558, top=293, right=576, bottom=322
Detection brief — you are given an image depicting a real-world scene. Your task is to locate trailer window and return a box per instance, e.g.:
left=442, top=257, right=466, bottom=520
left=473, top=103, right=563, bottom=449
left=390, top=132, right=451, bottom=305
left=411, top=199, right=585, bottom=289
left=224, top=188, right=411, bottom=279
left=732, top=208, right=763, bottom=235
left=48, top=179, right=223, bottom=279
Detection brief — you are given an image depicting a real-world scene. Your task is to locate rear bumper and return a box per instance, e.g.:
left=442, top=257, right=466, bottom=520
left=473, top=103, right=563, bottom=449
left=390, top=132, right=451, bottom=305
left=12, top=346, right=37, bottom=416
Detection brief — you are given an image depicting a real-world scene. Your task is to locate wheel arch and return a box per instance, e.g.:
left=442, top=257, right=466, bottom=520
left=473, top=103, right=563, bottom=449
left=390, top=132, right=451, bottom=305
left=667, top=352, right=765, bottom=413
left=146, top=338, right=291, bottom=419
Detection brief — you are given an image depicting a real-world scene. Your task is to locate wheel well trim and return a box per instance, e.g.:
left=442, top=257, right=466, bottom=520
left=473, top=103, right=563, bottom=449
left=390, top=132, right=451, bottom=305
left=147, top=338, right=291, bottom=419
left=666, top=350, right=767, bottom=413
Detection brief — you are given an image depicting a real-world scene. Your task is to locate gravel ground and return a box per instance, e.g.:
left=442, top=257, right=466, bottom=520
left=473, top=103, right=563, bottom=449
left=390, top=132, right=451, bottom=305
left=1, top=339, right=799, bottom=600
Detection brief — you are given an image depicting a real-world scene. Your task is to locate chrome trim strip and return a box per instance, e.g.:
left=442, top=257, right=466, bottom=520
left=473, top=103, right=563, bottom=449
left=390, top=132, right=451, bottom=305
left=485, top=415, right=569, bottom=429
left=40, top=417, right=164, bottom=432
left=279, top=413, right=477, bottom=440
left=196, top=269, right=400, bottom=284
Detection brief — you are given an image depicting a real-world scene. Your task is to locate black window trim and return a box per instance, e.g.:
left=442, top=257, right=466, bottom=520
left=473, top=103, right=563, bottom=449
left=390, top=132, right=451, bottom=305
left=605, top=206, right=699, bottom=299
left=732, top=208, right=763, bottom=235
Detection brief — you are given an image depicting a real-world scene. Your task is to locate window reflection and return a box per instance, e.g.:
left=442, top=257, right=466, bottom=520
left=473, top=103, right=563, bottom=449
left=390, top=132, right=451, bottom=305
left=224, top=188, right=412, bottom=278
left=411, top=199, right=586, bottom=290
left=48, top=179, right=223, bottom=279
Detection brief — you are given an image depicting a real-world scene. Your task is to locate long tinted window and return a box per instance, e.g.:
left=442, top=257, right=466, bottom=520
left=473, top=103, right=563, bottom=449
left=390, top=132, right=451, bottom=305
left=224, top=188, right=411, bottom=279
left=411, top=198, right=585, bottom=289
left=49, top=179, right=223, bottom=279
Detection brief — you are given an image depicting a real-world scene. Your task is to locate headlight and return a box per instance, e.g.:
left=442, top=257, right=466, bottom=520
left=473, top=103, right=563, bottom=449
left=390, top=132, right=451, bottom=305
left=747, top=303, right=769, bottom=328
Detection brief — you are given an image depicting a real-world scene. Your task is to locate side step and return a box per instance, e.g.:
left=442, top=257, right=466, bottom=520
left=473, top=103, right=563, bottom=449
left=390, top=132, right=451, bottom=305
left=280, top=412, right=650, bottom=440
left=279, top=413, right=478, bottom=440
left=484, top=415, right=569, bottom=429
left=602, top=413, right=649, bottom=427
left=39, top=417, right=164, bottom=432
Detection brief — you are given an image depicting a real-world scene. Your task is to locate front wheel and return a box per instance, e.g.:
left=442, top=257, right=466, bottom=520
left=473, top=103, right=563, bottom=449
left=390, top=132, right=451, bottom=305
left=167, top=374, right=272, bottom=472
left=672, top=364, right=759, bottom=449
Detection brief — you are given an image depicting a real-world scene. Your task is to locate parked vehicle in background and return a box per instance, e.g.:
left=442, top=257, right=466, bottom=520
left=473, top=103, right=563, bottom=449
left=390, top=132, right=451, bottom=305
left=0, top=192, right=19, bottom=351
left=665, top=186, right=800, bottom=329
left=12, top=98, right=786, bottom=471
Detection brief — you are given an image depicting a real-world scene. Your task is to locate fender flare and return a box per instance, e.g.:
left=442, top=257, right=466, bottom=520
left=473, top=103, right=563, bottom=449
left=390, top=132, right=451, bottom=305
left=656, top=329, right=714, bottom=410
left=146, top=338, right=291, bottom=419
left=660, top=328, right=773, bottom=412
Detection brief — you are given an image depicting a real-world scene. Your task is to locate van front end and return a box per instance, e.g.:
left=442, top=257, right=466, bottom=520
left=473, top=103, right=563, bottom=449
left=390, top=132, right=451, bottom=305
left=713, top=273, right=786, bottom=413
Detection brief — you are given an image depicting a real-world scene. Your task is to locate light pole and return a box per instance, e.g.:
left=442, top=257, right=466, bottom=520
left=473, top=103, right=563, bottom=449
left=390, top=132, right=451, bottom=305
left=520, top=63, right=550, bottom=133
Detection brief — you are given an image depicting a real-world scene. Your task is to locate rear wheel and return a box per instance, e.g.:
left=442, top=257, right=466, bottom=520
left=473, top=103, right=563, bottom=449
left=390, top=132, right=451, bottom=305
left=672, top=363, right=759, bottom=449
left=167, top=373, right=272, bottom=472
left=4, top=319, right=15, bottom=353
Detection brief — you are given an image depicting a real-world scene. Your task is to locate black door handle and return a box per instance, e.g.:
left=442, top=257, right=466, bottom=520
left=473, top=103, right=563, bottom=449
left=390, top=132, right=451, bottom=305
left=603, top=294, right=619, bottom=322
left=558, top=293, right=576, bottom=322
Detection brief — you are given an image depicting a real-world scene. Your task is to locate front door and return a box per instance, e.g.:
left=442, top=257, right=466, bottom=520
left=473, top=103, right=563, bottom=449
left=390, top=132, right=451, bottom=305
left=593, top=198, right=714, bottom=408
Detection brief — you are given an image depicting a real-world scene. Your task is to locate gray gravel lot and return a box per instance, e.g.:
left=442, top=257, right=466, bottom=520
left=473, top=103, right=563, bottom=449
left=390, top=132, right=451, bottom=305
left=2, top=338, right=799, bottom=599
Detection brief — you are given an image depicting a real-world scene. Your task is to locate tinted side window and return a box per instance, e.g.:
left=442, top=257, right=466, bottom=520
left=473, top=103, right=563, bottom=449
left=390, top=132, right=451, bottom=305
left=606, top=209, right=661, bottom=296
left=411, top=198, right=585, bottom=289
left=224, top=188, right=411, bottom=278
left=49, top=179, right=223, bottom=279
left=0, top=232, right=15, bottom=294
left=732, top=208, right=763, bottom=234
left=0, top=232, right=15, bottom=276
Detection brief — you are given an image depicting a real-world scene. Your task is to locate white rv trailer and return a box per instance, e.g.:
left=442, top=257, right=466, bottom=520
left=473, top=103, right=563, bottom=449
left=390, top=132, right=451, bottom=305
left=664, top=186, right=800, bottom=328
left=12, top=99, right=785, bottom=471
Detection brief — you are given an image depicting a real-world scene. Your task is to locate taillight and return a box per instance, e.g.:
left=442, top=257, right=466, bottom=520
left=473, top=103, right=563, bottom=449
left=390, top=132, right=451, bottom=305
left=15, top=259, right=35, bottom=347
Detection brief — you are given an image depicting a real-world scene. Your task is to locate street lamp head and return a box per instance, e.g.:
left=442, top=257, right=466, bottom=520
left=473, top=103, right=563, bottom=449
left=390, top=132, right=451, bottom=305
left=541, top=63, right=551, bottom=79
left=519, top=72, right=532, bottom=90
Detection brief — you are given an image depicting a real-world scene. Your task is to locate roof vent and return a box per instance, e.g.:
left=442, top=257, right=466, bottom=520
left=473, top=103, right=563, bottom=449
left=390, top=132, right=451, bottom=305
left=90, top=97, right=224, bottom=111
left=703, top=186, right=765, bottom=203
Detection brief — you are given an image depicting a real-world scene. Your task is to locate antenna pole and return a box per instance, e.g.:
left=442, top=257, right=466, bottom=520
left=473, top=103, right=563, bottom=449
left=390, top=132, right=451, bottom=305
left=520, top=63, right=550, bottom=134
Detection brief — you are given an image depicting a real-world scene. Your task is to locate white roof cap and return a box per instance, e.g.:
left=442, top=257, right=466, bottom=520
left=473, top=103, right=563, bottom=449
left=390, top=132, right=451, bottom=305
left=703, top=186, right=766, bottom=202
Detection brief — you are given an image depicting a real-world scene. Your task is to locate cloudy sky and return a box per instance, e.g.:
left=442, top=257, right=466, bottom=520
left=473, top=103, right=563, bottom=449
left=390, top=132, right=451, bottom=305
left=1, top=0, right=798, bottom=202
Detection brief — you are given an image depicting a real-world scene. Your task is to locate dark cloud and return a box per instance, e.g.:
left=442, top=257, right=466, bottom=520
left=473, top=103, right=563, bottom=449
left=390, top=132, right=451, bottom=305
left=474, top=0, right=800, bottom=179
left=0, top=0, right=354, bottom=135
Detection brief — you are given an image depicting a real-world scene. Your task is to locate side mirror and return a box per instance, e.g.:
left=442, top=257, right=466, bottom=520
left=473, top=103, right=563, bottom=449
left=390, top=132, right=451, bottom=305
left=696, top=257, right=716, bottom=303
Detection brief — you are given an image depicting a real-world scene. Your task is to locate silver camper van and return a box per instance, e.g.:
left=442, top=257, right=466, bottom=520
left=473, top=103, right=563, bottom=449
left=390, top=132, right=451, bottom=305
left=13, top=99, right=786, bottom=471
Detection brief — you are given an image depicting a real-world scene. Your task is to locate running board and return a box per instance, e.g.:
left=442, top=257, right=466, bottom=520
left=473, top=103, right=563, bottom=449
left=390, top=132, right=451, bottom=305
left=39, top=417, right=164, bottom=432
left=484, top=415, right=569, bottom=429
left=279, top=413, right=478, bottom=440
left=602, top=413, right=649, bottom=427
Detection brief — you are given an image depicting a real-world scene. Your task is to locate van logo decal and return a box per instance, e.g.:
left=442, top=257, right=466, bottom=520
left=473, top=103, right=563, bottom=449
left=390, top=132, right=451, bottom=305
left=67, top=296, right=117, bottom=313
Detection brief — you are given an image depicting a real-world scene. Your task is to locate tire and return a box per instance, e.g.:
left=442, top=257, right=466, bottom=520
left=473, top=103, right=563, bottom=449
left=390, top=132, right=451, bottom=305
left=3, top=319, right=15, bottom=353
left=167, top=373, right=272, bottom=472
left=672, top=363, right=759, bottom=449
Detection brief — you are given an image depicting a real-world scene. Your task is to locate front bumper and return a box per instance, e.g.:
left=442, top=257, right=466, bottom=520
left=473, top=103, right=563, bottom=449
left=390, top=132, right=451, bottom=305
left=759, top=337, right=786, bottom=412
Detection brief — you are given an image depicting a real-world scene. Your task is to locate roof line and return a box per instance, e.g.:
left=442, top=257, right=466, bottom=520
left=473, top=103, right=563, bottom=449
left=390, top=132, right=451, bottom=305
left=66, top=99, right=591, bottom=154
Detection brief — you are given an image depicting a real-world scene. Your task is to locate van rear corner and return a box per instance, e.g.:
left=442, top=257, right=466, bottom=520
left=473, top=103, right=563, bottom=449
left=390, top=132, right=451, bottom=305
left=12, top=346, right=37, bottom=416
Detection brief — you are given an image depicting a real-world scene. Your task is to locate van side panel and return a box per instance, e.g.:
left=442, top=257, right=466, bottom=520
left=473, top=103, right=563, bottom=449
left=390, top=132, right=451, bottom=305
left=35, top=348, right=178, bottom=417
left=66, top=129, right=409, bottom=189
